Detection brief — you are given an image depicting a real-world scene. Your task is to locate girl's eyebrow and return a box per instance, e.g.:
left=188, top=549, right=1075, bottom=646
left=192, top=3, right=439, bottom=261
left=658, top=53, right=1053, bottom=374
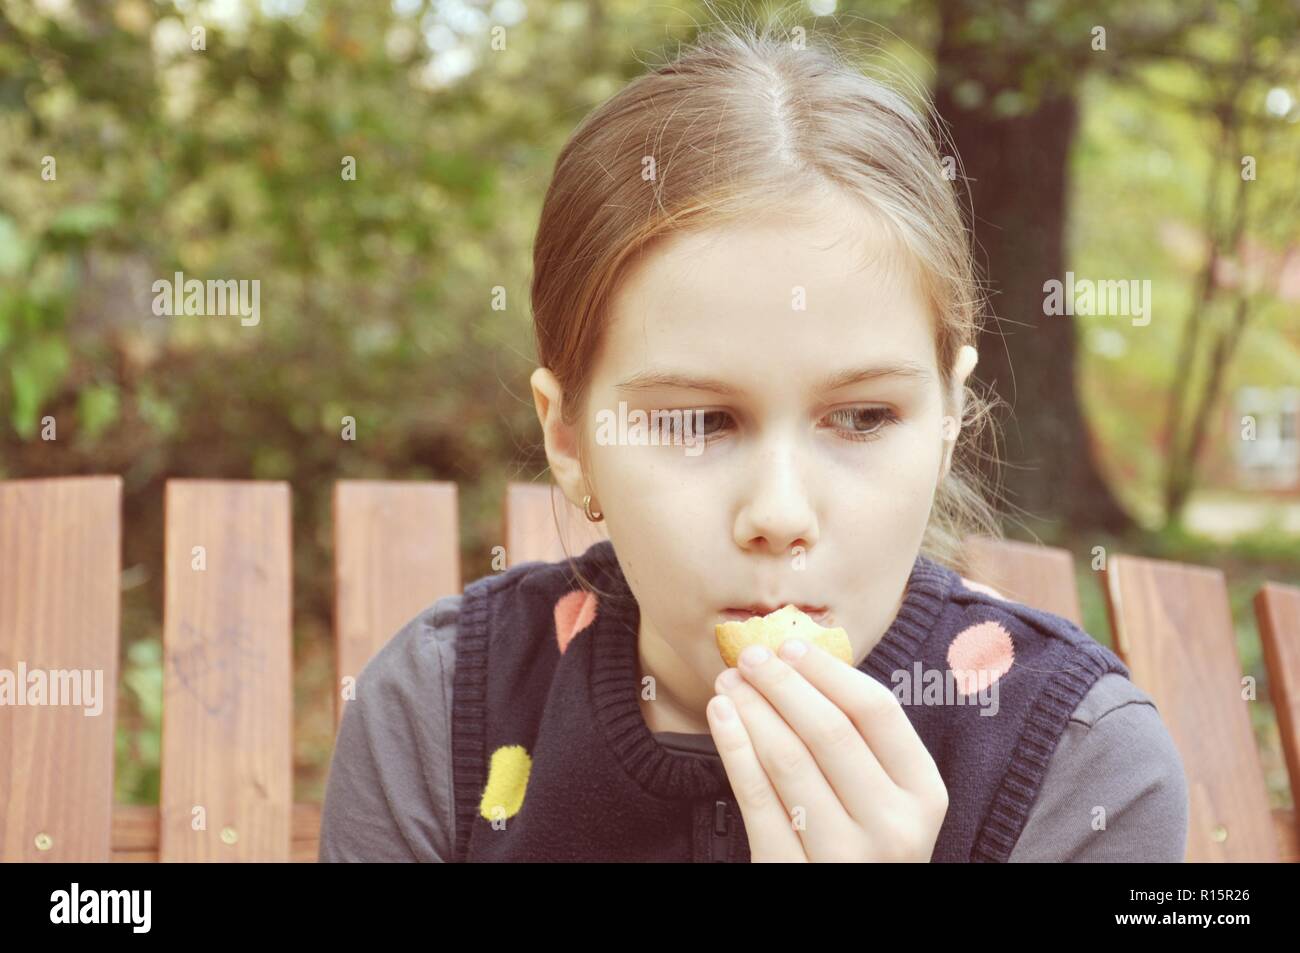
left=614, top=360, right=933, bottom=396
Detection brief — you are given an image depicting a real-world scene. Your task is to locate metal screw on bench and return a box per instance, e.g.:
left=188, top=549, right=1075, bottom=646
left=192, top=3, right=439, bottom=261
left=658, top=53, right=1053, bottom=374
left=34, top=832, right=52, bottom=851
left=221, top=826, right=239, bottom=845
left=1211, top=824, right=1228, bottom=843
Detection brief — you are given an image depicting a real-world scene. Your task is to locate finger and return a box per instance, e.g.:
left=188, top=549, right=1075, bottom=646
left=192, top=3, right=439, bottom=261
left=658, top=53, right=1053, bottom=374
left=715, top=669, right=853, bottom=860
left=705, top=693, right=806, bottom=861
left=732, top=642, right=892, bottom=822
left=772, top=638, right=945, bottom=799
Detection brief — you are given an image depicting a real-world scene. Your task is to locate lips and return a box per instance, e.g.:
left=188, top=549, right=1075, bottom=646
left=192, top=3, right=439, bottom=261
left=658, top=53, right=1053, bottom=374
left=720, top=604, right=834, bottom=626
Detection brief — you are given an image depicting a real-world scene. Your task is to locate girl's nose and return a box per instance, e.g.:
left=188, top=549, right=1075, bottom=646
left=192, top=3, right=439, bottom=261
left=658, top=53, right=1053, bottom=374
left=732, top=445, right=819, bottom=555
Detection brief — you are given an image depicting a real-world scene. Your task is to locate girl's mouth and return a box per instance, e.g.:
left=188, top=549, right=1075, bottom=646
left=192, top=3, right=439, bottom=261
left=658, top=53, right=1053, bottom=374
left=719, top=605, right=835, bottom=627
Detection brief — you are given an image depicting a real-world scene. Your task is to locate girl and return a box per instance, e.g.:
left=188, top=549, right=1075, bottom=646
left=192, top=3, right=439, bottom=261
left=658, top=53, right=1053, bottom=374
left=320, top=22, right=1187, bottom=863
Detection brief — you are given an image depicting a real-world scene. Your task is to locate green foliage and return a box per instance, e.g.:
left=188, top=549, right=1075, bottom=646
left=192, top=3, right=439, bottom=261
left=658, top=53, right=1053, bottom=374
left=77, top=381, right=120, bottom=440
left=8, top=331, right=68, bottom=436
left=116, top=637, right=163, bottom=806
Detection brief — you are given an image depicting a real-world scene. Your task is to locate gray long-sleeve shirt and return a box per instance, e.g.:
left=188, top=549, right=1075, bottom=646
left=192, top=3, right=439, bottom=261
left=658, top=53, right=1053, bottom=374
left=319, top=594, right=1190, bottom=862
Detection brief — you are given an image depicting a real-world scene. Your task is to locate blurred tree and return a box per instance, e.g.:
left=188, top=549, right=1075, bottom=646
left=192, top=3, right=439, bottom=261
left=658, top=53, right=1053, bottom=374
left=1135, top=8, right=1300, bottom=528
left=930, top=0, right=1232, bottom=533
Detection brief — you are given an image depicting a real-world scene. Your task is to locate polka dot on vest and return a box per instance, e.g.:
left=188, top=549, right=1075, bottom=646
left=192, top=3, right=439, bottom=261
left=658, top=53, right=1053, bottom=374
left=960, top=576, right=1008, bottom=601
left=946, top=620, right=1015, bottom=696
left=554, top=589, right=598, bottom=654
left=479, top=744, right=532, bottom=821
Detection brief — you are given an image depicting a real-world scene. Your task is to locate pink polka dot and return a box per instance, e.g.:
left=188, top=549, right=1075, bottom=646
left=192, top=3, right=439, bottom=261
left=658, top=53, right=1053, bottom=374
left=554, top=589, right=598, bottom=654
left=960, top=576, right=1008, bottom=601
left=946, top=621, right=1015, bottom=696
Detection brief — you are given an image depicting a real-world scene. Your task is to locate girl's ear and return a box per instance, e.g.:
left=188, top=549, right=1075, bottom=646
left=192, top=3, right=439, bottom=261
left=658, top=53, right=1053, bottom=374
left=530, top=367, right=590, bottom=508
left=954, top=344, right=979, bottom=382
left=939, top=346, right=979, bottom=483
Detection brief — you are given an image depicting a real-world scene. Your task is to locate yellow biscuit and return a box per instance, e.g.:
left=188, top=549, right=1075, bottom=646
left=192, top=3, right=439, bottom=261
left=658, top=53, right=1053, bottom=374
left=715, top=604, right=853, bottom=667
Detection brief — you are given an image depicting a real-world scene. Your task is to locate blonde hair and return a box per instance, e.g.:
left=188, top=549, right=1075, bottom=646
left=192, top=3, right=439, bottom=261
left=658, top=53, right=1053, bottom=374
left=532, top=20, right=1004, bottom=577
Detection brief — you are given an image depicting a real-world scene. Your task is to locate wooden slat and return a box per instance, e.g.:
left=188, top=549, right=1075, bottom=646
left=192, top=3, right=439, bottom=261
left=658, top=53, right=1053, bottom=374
left=1274, top=807, right=1299, bottom=864
left=0, top=476, right=122, bottom=862
left=962, top=535, right=1084, bottom=626
left=1256, top=580, right=1300, bottom=861
left=290, top=801, right=322, bottom=861
left=112, top=803, right=321, bottom=862
left=332, top=480, right=460, bottom=730
left=503, top=482, right=607, bottom=568
left=1101, top=554, right=1279, bottom=861
left=109, top=803, right=162, bottom=855
left=160, top=480, right=292, bottom=861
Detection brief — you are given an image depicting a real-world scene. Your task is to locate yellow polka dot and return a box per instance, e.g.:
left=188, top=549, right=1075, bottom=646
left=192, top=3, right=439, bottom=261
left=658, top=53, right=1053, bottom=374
left=479, top=745, right=532, bottom=821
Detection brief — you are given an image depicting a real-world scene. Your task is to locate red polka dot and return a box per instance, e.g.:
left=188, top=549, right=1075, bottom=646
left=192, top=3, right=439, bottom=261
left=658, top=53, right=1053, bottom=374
left=946, top=621, right=1015, bottom=696
left=554, top=589, right=598, bottom=654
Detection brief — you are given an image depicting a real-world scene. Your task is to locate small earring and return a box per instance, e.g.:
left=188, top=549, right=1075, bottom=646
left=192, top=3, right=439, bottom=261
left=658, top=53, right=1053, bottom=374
left=582, top=493, right=604, bottom=523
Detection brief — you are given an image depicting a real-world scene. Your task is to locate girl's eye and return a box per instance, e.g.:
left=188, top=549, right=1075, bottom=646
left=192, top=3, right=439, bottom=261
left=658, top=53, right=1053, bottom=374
left=660, top=407, right=899, bottom=444
left=823, top=405, right=901, bottom=442
left=650, top=408, right=733, bottom=439
left=696, top=410, right=730, bottom=437
left=657, top=410, right=731, bottom=441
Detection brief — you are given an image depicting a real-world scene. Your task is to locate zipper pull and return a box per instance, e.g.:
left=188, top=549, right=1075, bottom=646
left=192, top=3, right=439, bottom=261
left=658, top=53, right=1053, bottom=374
left=711, top=799, right=730, bottom=861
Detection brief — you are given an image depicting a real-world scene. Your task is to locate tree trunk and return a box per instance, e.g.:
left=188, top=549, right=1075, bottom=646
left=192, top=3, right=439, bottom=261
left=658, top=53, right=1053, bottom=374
left=934, top=24, right=1134, bottom=535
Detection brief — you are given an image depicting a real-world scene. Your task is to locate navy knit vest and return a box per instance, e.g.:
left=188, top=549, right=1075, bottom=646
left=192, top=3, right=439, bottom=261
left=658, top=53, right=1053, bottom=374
left=451, top=539, right=1130, bottom=862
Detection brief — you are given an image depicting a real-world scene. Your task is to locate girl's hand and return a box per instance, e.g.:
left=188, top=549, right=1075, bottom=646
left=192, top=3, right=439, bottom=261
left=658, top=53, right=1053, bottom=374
left=707, top=638, right=949, bottom=862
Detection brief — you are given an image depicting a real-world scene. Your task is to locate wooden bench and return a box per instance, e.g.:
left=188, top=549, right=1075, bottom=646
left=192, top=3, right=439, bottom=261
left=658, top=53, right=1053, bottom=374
left=0, top=476, right=1295, bottom=862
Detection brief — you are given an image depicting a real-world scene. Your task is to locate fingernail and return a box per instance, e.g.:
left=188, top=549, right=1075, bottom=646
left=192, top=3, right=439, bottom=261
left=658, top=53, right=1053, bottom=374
left=740, top=645, right=770, bottom=668
left=779, top=639, right=807, bottom=661
left=711, top=695, right=736, bottom=721
left=716, top=667, right=742, bottom=692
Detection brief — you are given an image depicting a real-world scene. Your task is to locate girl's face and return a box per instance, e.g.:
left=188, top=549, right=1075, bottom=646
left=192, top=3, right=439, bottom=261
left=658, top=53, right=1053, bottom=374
left=533, top=193, right=976, bottom=719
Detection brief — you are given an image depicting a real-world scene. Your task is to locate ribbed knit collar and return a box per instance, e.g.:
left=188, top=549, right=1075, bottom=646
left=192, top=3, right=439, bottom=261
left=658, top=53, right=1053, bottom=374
left=581, top=539, right=955, bottom=801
